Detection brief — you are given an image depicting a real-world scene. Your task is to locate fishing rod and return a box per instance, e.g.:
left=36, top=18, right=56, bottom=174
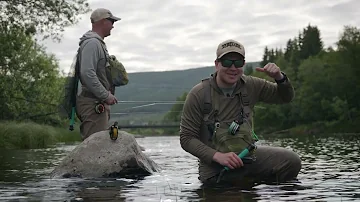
left=117, top=102, right=184, bottom=111
left=115, top=100, right=185, bottom=104
left=111, top=111, right=184, bottom=115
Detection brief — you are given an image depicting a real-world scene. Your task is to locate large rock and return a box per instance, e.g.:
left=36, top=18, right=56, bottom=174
left=50, top=130, right=160, bottom=179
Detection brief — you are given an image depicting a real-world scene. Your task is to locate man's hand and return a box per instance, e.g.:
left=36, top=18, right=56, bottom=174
left=213, top=152, right=244, bottom=169
left=104, top=92, right=118, bottom=105
left=256, top=63, right=284, bottom=80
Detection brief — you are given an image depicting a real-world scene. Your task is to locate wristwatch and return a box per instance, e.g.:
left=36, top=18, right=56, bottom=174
left=275, top=72, right=288, bottom=84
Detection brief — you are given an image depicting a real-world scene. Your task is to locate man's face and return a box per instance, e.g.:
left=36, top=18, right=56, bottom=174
left=215, top=52, right=245, bottom=86
left=102, top=18, right=115, bottom=37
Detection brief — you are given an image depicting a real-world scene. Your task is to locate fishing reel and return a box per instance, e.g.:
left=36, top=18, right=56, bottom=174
left=109, top=121, right=119, bottom=141
left=228, top=120, right=242, bottom=135
left=95, top=102, right=105, bottom=114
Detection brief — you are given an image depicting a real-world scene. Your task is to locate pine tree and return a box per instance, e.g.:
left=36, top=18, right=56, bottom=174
left=260, top=46, right=269, bottom=67
left=299, top=24, right=324, bottom=60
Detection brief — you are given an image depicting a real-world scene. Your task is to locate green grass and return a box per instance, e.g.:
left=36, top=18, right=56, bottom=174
left=263, top=119, right=360, bottom=138
left=0, top=121, right=81, bottom=149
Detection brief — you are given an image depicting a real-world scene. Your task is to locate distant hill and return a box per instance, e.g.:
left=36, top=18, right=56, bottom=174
left=112, top=62, right=260, bottom=121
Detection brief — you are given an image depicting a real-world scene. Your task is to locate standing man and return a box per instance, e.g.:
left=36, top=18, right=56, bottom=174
left=76, top=8, right=120, bottom=140
left=180, top=39, right=301, bottom=186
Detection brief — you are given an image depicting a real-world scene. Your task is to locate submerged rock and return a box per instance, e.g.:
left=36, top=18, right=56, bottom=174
left=50, top=130, right=160, bottom=179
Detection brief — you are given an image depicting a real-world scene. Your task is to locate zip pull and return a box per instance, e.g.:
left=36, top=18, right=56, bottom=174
left=213, top=121, right=220, bottom=137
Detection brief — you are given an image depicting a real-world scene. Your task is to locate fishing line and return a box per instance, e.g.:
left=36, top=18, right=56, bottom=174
left=117, top=102, right=184, bottom=111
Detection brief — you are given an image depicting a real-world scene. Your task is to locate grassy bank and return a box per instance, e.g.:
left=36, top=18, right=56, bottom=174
left=0, top=121, right=81, bottom=149
left=263, top=119, right=360, bottom=138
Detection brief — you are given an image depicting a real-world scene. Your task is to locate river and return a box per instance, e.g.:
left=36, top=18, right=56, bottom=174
left=0, top=134, right=359, bottom=201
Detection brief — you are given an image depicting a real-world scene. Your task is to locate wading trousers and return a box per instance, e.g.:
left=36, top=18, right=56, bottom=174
left=76, top=95, right=110, bottom=141
left=204, top=145, right=302, bottom=187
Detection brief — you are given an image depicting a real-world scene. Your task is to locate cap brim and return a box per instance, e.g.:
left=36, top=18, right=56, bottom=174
left=218, top=51, right=244, bottom=59
left=109, top=16, right=121, bottom=21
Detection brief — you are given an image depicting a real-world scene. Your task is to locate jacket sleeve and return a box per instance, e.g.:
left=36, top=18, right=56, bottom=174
left=179, top=90, right=217, bottom=164
left=79, top=39, right=109, bottom=101
left=251, top=74, right=295, bottom=104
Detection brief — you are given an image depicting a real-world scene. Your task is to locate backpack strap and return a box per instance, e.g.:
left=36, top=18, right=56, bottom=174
left=202, top=77, right=212, bottom=117
left=202, top=77, right=212, bottom=139
left=93, top=39, right=115, bottom=94
left=239, top=86, right=252, bottom=119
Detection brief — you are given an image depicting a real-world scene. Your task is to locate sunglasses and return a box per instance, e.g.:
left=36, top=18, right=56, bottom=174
left=218, top=59, right=245, bottom=68
left=106, top=18, right=115, bottom=24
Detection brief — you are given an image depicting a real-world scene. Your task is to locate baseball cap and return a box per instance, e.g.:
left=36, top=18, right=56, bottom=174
left=90, top=8, right=121, bottom=23
left=216, top=39, right=245, bottom=59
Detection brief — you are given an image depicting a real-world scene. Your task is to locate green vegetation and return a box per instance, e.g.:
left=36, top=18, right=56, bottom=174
left=252, top=24, right=360, bottom=135
left=0, top=121, right=81, bottom=149
left=0, top=0, right=90, bottom=149
left=1, top=0, right=90, bottom=41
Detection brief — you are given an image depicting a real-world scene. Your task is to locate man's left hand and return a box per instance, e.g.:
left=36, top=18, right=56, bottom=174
left=256, top=63, right=284, bottom=80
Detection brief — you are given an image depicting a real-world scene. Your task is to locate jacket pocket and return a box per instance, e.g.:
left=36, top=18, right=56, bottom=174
left=213, top=122, right=253, bottom=154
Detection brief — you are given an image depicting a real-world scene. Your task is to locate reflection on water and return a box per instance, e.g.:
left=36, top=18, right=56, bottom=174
left=0, top=134, right=359, bottom=201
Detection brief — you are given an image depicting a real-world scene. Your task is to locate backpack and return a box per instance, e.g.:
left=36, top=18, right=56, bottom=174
left=108, top=55, right=129, bottom=87
left=58, top=47, right=81, bottom=130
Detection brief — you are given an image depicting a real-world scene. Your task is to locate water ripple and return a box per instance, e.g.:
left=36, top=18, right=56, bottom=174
left=0, top=135, right=359, bottom=201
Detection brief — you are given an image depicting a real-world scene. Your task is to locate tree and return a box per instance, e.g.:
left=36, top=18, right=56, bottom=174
left=163, top=92, right=188, bottom=123
left=0, top=0, right=90, bottom=41
left=299, top=24, right=324, bottom=60
left=284, top=39, right=293, bottom=62
left=244, top=63, right=254, bottom=75
left=260, top=46, right=270, bottom=67
left=0, top=25, right=64, bottom=125
left=333, top=26, right=360, bottom=118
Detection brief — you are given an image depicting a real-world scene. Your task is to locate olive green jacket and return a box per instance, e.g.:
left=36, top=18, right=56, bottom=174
left=179, top=72, right=295, bottom=182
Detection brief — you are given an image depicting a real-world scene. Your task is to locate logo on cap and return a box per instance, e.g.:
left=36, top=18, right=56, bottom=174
left=221, top=41, right=242, bottom=50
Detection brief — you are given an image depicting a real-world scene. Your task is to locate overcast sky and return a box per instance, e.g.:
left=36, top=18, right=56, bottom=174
left=40, top=0, right=359, bottom=74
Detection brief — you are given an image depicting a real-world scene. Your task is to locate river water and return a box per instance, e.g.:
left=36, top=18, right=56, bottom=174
left=0, top=134, right=359, bottom=202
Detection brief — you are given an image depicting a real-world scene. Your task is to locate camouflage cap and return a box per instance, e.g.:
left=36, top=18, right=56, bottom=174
left=216, top=39, right=245, bottom=59
left=90, top=8, right=121, bottom=23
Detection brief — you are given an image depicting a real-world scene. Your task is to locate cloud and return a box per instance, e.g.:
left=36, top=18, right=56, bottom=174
left=39, top=0, right=360, bottom=73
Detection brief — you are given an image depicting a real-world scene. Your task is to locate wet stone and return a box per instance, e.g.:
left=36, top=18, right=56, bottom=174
left=50, top=130, right=160, bottom=179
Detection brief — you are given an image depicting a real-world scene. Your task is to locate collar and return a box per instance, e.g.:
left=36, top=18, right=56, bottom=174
left=209, top=72, right=247, bottom=95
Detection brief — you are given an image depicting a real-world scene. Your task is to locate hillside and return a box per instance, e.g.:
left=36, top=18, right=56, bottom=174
left=112, top=62, right=259, bottom=121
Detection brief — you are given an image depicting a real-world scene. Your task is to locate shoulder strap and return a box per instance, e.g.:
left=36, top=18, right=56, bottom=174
left=239, top=86, right=252, bottom=118
left=74, top=47, right=81, bottom=78
left=94, top=39, right=114, bottom=92
left=201, top=77, right=212, bottom=115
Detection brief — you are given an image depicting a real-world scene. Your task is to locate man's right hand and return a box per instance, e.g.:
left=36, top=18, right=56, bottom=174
left=212, top=152, right=244, bottom=169
left=104, top=93, right=118, bottom=105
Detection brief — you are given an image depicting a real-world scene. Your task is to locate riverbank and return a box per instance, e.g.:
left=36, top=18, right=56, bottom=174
left=126, top=119, right=360, bottom=138
left=264, top=120, right=360, bottom=137
left=1, top=120, right=359, bottom=149
left=0, top=121, right=81, bottom=149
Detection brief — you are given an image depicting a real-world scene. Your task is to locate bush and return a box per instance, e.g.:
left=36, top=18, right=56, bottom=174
left=0, top=121, right=81, bottom=149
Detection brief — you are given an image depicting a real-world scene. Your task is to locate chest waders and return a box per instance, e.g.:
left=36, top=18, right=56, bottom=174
left=66, top=39, right=120, bottom=141
left=201, top=77, right=259, bottom=184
